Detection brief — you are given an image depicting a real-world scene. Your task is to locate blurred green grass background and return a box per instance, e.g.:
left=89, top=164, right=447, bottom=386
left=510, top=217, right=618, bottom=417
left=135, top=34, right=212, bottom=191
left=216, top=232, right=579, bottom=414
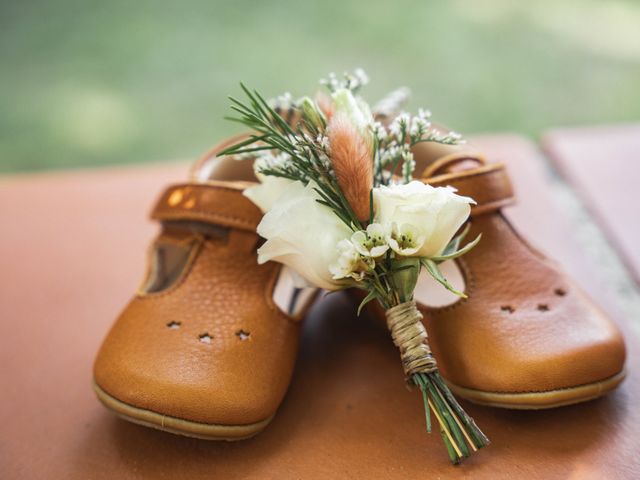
left=1, top=0, right=639, bottom=173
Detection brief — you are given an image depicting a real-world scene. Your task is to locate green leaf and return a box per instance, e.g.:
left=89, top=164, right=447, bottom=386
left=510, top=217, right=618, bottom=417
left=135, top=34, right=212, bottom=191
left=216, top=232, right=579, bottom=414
left=431, top=234, right=481, bottom=262
left=357, top=290, right=378, bottom=316
left=377, top=264, right=415, bottom=277
left=421, top=259, right=467, bottom=298
left=217, top=134, right=269, bottom=156
left=252, top=88, right=298, bottom=136
left=240, top=83, right=269, bottom=119
left=227, top=96, right=257, bottom=116
left=390, top=257, right=421, bottom=302
left=440, top=223, right=470, bottom=257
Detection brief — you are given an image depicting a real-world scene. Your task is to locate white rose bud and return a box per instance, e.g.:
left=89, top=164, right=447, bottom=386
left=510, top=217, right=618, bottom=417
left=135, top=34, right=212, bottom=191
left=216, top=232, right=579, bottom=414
left=299, top=96, right=326, bottom=129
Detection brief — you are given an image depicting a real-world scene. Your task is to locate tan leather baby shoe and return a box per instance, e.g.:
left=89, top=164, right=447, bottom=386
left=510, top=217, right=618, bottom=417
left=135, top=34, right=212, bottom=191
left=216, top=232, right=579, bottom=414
left=389, top=142, right=627, bottom=409
left=93, top=137, right=316, bottom=439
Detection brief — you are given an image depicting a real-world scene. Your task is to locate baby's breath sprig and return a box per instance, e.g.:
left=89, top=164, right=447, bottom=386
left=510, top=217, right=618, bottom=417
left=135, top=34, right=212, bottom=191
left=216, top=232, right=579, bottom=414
left=320, top=68, right=369, bottom=94
left=372, top=109, right=464, bottom=186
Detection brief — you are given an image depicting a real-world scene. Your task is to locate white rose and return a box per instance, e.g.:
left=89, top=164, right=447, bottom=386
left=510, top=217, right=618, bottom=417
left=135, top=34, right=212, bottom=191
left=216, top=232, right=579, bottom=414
left=373, top=181, right=474, bottom=258
left=256, top=181, right=352, bottom=290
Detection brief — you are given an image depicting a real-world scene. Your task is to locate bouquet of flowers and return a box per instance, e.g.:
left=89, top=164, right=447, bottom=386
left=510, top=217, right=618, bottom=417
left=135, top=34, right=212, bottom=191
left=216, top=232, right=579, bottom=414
left=220, top=70, right=489, bottom=463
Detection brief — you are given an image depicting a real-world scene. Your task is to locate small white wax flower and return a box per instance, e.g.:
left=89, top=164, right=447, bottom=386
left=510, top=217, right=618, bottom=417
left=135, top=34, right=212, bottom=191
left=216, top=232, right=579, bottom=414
left=329, top=239, right=366, bottom=281
left=386, top=223, right=425, bottom=256
left=351, top=223, right=389, bottom=258
left=373, top=181, right=475, bottom=258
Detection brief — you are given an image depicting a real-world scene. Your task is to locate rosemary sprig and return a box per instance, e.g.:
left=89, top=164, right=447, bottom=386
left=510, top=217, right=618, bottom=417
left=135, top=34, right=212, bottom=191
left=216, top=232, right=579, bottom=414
left=218, top=84, right=363, bottom=231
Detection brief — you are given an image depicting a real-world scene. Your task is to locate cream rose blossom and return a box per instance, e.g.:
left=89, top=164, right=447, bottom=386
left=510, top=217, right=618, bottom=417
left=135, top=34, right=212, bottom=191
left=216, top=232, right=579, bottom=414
left=255, top=181, right=352, bottom=290
left=373, top=181, right=475, bottom=258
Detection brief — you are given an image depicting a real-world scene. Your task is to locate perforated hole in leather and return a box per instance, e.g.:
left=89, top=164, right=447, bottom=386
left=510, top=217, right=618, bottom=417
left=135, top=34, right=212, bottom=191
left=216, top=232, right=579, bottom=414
left=166, top=321, right=181, bottom=329
left=199, top=333, right=213, bottom=344
left=501, top=305, right=515, bottom=314
left=236, top=330, right=250, bottom=341
left=537, top=304, right=550, bottom=312
left=554, top=288, right=567, bottom=297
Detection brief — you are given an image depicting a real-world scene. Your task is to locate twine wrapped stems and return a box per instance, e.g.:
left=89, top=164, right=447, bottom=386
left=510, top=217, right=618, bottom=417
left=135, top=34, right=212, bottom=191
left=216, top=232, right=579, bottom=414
left=385, top=300, right=490, bottom=463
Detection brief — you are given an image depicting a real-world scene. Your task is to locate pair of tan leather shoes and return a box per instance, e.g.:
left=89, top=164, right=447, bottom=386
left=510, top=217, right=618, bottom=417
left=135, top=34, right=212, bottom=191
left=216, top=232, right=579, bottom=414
left=93, top=135, right=626, bottom=440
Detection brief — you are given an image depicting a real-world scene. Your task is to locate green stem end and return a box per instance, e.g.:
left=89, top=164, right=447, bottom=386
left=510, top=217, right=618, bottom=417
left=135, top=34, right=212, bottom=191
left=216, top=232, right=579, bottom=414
left=413, top=372, right=490, bottom=464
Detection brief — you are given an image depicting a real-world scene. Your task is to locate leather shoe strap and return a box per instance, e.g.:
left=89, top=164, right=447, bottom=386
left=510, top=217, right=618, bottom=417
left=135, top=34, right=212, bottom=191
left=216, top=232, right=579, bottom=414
left=151, top=181, right=262, bottom=232
left=425, top=163, right=515, bottom=216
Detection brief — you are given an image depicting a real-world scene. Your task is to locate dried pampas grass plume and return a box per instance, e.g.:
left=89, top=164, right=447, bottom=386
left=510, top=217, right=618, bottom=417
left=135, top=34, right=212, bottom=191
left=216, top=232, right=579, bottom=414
left=328, top=112, right=373, bottom=222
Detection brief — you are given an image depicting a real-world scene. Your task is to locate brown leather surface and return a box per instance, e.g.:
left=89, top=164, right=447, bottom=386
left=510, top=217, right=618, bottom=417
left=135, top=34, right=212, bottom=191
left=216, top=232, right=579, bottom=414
left=1, top=137, right=639, bottom=479
left=543, top=124, right=640, bottom=285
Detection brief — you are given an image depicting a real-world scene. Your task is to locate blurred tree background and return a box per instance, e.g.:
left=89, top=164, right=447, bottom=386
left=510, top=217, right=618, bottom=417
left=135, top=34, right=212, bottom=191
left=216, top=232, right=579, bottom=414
left=1, top=0, right=639, bottom=172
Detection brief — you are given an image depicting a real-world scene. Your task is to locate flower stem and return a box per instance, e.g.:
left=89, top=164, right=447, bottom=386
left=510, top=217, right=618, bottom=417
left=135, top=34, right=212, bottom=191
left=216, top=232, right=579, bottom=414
left=413, top=372, right=490, bottom=464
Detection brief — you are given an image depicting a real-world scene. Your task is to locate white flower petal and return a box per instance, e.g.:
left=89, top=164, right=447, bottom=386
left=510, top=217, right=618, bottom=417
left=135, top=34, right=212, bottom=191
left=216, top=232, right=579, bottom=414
left=370, top=244, right=389, bottom=257
left=243, top=176, right=295, bottom=213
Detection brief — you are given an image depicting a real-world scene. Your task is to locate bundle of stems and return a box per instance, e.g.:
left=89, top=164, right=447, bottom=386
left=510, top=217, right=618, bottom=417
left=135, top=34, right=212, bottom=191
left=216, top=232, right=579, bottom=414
left=414, top=371, right=490, bottom=463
